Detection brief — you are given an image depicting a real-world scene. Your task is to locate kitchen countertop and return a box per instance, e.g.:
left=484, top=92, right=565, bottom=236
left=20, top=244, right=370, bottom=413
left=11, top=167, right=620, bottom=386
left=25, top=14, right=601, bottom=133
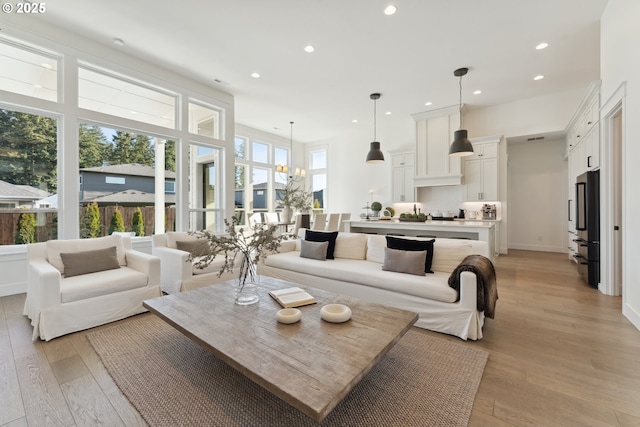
left=345, top=219, right=495, bottom=228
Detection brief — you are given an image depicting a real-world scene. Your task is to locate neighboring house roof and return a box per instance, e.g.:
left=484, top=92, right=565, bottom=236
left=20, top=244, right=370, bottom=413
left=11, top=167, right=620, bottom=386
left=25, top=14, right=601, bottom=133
left=253, top=182, right=287, bottom=190
left=91, top=189, right=176, bottom=204
left=0, top=180, right=50, bottom=200
left=80, top=163, right=176, bottom=179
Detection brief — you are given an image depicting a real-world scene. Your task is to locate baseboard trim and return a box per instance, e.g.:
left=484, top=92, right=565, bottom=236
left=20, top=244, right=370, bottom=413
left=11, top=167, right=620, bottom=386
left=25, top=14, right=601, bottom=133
left=0, top=282, right=26, bottom=297
left=623, top=303, right=640, bottom=333
left=508, top=243, right=565, bottom=253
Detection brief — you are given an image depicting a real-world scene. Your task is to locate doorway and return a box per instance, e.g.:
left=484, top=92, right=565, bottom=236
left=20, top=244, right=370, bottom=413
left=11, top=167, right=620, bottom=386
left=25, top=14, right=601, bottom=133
left=601, top=84, right=625, bottom=297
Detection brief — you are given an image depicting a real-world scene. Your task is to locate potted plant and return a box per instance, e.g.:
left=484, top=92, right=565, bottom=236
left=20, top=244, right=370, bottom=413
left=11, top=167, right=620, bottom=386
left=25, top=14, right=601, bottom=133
left=370, top=201, right=382, bottom=218
left=191, top=217, right=288, bottom=305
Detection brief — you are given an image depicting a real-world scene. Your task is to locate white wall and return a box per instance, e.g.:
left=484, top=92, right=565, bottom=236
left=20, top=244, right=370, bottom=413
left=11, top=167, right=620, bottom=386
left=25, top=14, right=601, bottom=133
left=465, top=89, right=585, bottom=138
left=507, top=138, right=567, bottom=252
left=601, top=0, right=640, bottom=329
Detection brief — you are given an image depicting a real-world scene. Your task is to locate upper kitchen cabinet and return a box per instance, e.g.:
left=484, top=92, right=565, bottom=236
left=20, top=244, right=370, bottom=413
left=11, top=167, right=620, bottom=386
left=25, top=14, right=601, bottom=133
left=391, top=153, right=415, bottom=202
left=463, top=136, right=501, bottom=201
left=565, top=81, right=600, bottom=163
left=412, top=106, right=462, bottom=186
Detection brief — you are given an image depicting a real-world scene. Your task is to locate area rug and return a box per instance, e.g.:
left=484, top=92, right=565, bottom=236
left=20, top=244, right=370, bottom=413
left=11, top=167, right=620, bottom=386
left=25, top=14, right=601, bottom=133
left=87, top=315, right=488, bottom=426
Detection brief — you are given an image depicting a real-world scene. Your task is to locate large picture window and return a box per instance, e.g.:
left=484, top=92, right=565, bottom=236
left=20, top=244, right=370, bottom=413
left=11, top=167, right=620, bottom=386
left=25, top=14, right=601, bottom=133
left=0, top=41, right=58, bottom=102
left=0, top=108, right=58, bottom=245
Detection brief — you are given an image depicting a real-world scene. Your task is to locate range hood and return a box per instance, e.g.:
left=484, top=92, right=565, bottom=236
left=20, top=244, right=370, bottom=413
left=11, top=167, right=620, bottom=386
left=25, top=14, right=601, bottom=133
left=413, top=174, right=462, bottom=187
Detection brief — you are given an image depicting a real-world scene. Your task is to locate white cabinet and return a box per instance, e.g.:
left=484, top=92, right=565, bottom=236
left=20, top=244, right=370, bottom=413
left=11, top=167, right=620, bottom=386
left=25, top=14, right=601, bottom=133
left=391, top=153, right=415, bottom=202
left=586, top=124, right=600, bottom=170
left=411, top=106, right=462, bottom=186
left=464, top=141, right=499, bottom=201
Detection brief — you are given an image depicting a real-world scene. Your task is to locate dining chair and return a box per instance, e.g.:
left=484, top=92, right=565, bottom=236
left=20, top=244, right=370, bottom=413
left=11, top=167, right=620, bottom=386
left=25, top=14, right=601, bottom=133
left=311, top=213, right=327, bottom=231
left=325, top=213, right=340, bottom=232
left=264, top=212, right=279, bottom=224
left=338, top=213, right=351, bottom=232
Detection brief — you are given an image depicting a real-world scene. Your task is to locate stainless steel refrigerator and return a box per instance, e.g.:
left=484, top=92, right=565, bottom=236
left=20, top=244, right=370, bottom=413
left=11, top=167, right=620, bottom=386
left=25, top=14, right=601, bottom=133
left=574, top=170, right=600, bottom=288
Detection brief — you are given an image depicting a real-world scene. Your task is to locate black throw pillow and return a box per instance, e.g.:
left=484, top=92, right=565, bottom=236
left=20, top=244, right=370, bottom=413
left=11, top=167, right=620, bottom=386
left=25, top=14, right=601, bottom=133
left=305, top=230, right=339, bottom=259
left=386, top=236, right=435, bottom=273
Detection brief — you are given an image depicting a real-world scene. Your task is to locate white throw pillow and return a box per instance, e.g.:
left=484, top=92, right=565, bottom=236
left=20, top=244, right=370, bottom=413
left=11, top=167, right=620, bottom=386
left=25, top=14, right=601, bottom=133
left=333, top=233, right=368, bottom=260
left=366, top=235, right=387, bottom=264
left=431, top=241, right=473, bottom=272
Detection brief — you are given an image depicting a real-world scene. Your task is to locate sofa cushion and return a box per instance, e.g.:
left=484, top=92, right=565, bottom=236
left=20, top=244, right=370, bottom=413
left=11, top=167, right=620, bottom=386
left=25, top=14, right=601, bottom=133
left=191, top=254, right=227, bottom=275
left=432, top=240, right=473, bottom=272
left=60, top=246, right=120, bottom=277
left=333, top=233, right=368, bottom=260
left=47, top=235, right=126, bottom=274
left=386, top=236, right=435, bottom=273
left=300, top=240, right=329, bottom=261
left=305, top=230, right=338, bottom=259
left=366, top=235, right=387, bottom=264
left=166, top=232, right=200, bottom=249
left=264, top=251, right=458, bottom=303
left=176, top=239, right=210, bottom=257
left=382, top=247, right=426, bottom=276
left=60, top=266, right=148, bottom=303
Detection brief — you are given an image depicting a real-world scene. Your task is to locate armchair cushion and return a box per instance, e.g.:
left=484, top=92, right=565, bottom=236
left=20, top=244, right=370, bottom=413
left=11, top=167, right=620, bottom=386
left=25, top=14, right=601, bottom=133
left=60, top=246, right=120, bottom=277
left=61, top=267, right=148, bottom=303
left=46, top=235, right=126, bottom=274
left=176, top=240, right=210, bottom=257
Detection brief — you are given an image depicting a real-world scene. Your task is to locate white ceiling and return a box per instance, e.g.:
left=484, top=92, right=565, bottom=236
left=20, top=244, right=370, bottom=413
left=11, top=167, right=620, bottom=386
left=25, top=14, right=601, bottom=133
left=19, top=0, right=607, bottom=143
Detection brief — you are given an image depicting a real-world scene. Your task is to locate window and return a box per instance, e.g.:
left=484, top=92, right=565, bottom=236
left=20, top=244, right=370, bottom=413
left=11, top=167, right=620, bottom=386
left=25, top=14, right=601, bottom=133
left=0, top=40, right=58, bottom=102
left=78, top=66, right=177, bottom=129
left=235, top=137, right=246, bottom=159
left=105, top=176, right=126, bottom=184
left=79, top=125, right=177, bottom=237
left=189, top=102, right=222, bottom=139
left=0, top=108, right=58, bottom=245
left=234, top=165, right=247, bottom=225
left=188, top=143, right=222, bottom=231
left=309, top=148, right=327, bottom=211
left=252, top=141, right=269, bottom=163
left=252, top=167, right=269, bottom=212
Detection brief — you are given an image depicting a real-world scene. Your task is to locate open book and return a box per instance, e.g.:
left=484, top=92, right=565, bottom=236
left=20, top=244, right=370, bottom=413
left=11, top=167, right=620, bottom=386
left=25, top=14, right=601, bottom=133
left=269, top=287, right=317, bottom=308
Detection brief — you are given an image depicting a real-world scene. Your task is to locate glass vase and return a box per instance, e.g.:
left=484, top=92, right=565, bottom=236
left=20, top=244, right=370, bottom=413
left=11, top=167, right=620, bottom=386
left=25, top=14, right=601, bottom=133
left=235, top=251, right=259, bottom=305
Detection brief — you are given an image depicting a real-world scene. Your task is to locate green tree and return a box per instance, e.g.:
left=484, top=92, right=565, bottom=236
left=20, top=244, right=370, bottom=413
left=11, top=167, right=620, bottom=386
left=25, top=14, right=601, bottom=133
left=108, top=207, right=125, bottom=234
left=15, top=212, right=36, bottom=244
left=131, top=207, right=145, bottom=236
left=164, top=140, right=176, bottom=172
left=0, top=109, right=57, bottom=193
left=79, top=124, right=107, bottom=168
left=105, top=131, right=155, bottom=167
left=80, top=201, right=102, bottom=238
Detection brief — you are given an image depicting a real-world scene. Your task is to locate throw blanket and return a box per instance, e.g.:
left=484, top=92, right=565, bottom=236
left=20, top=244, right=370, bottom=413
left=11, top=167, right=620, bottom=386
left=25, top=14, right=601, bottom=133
left=448, top=255, right=498, bottom=319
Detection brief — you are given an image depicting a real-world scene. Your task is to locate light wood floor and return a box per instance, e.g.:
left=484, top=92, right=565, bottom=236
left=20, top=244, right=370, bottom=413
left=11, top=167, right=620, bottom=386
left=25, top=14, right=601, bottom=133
left=1, top=250, right=639, bottom=427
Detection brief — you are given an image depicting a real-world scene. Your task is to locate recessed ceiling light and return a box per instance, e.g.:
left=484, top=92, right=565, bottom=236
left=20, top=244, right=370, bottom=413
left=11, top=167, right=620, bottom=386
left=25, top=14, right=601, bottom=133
left=130, top=111, right=137, bottom=115
left=41, top=63, right=52, bottom=69
left=473, top=90, right=482, bottom=95
left=113, top=38, right=125, bottom=47
left=534, top=75, right=544, bottom=80
left=251, top=72, right=260, bottom=78
left=304, top=45, right=315, bottom=53
left=425, top=101, right=432, bottom=106
left=385, top=111, right=392, bottom=115
left=536, top=42, right=549, bottom=50
left=33, top=84, right=43, bottom=89
left=352, top=119, right=358, bottom=123
left=384, top=5, right=397, bottom=15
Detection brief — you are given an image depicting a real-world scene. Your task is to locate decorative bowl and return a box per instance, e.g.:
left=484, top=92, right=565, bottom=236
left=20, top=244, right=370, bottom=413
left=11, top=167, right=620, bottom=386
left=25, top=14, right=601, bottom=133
left=276, top=308, right=302, bottom=324
left=320, top=304, right=352, bottom=323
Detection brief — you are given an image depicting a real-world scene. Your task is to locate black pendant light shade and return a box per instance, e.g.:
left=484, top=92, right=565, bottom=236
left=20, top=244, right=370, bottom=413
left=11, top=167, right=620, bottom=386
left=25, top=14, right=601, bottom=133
left=449, top=129, right=474, bottom=157
left=366, top=93, right=385, bottom=163
left=449, top=67, right=474, bottom=157
left=366, top=141, right=385, bottom=163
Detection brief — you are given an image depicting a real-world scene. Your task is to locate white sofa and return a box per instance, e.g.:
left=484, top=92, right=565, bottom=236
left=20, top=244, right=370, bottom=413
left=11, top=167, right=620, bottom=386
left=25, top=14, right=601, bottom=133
left=259, top=231, right=492, bottom=340
left=152, top=232, right=237, bottom=293
left=24, top=234, right=161, bottom=341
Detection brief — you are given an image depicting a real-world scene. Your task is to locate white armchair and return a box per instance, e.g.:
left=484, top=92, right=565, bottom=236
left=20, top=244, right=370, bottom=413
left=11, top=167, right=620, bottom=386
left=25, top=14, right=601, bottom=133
left=23, top=234, right=161, bottom=341
left=152, top=232, right=237, bottom=294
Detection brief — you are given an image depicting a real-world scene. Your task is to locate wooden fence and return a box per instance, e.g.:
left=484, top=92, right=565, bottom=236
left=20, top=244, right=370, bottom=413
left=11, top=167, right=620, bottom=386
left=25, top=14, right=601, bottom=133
left=0, top=207, right=176, bottom=246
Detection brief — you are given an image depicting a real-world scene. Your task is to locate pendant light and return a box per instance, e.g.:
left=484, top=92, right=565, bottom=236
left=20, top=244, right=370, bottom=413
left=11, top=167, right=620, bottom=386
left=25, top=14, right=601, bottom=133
left=448, top=67, right=474, bottom=157
left=277, top=121, right=305, bottom=179
left=366, top=93, right=385, bottom=163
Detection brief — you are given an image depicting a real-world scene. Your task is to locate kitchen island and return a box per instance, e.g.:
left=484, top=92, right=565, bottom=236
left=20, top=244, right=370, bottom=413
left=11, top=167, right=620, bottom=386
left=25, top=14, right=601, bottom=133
left=344, top=219, right=496, bottom=260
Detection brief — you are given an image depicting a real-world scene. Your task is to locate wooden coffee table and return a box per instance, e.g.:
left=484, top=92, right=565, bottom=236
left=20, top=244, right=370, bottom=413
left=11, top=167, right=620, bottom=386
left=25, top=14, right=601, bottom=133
left=143, top=276, right=418, bottom=422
